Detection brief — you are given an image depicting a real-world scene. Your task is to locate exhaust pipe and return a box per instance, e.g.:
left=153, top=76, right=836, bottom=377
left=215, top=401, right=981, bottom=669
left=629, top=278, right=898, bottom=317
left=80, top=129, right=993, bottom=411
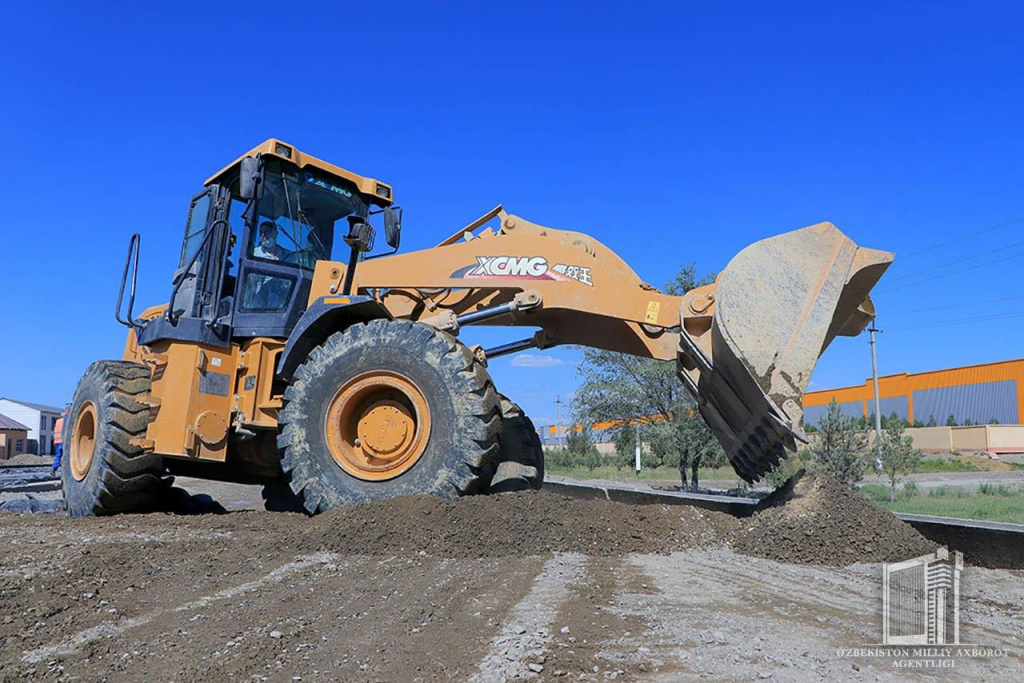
left=678, top=222, right=893, bottom=482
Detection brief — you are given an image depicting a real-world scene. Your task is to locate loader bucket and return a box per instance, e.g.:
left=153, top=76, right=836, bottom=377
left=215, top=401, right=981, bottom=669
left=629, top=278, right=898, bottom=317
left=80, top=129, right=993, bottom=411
left=677, top=223, right=893, bottom=482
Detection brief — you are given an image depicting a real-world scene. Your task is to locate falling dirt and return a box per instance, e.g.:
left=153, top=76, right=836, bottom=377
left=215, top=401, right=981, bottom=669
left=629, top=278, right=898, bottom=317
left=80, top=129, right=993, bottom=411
left=732, top=471, right=937, bottom=566
left=302, top=490, right=738, bottom=558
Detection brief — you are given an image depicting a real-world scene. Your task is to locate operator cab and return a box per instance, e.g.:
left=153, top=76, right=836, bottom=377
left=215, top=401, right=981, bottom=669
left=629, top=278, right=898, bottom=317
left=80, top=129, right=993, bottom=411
left=134, top=139, right=400, bottom=348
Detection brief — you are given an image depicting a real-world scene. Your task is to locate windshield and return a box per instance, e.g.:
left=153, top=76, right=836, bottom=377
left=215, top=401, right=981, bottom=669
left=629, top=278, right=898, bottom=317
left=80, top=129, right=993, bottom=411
left=249, top=166, right=369, bottom=269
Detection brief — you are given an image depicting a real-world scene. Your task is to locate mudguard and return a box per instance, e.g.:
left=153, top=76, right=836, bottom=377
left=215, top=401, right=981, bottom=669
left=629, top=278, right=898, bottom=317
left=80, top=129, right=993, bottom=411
left=276, top=295, right=391, bottom=382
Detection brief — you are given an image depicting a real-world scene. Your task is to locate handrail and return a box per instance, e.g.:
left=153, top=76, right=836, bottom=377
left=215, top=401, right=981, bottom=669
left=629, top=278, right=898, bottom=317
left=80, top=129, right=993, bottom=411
left=114, top=233, right=141, bottom=330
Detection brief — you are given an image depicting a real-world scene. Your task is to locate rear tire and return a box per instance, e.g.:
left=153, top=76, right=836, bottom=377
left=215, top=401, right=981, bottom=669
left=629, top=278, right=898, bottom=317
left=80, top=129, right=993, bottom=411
left=278, top=319, right=501, bottom=513
left=62, top=361, right=167, bottom=517
left=229, top=434, right=307, bottom=513
left=261, top=476, right=307, bottom=513
left=490, top=394, right=545, bottom=493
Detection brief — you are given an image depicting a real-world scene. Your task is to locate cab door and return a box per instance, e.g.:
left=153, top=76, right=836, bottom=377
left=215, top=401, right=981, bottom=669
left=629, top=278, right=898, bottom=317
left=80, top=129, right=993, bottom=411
left=231, top=229, right=313, bottom=339
left=171, top=185, right=233, bottom=328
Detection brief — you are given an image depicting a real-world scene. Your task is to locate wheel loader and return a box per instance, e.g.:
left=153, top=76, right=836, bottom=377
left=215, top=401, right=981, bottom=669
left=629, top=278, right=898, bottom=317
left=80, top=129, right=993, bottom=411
left=62, top=138, right=893, bottom=516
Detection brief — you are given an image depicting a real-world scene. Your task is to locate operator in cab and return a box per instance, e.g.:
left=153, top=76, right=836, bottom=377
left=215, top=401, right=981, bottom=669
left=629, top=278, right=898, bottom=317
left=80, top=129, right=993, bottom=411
left=253, top=221, right=294, bottom=262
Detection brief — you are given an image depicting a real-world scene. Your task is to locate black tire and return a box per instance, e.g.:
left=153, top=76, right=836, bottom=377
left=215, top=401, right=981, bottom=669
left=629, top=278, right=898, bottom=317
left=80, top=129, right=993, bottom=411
left=490, top=394, right=545, bottom=493
left=62, top=361, right=167, bottom=517
left=227, top=433, right=308, bottom=512
left=278, top=319, right=502, bottom=513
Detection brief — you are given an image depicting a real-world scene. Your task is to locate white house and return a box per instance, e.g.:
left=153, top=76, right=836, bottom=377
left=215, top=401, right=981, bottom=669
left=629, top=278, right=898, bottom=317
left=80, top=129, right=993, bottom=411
left=0, top=398, right=63, bottom=456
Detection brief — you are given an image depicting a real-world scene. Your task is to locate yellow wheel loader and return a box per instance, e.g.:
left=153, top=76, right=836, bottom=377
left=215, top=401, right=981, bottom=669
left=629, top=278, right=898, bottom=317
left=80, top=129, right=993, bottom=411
left=61, top=139, right=892, bottom=516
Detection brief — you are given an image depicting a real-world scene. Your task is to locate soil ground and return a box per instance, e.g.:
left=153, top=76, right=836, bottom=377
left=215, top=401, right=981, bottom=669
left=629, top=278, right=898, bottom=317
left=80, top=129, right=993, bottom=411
left=1, top=477, right=1020, bottom=681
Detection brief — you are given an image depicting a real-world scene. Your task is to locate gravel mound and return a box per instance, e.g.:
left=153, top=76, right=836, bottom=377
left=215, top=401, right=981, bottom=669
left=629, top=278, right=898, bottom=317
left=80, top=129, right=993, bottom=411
left=733, top=471, right=936, bottom=566
left=303, top=489, right=736, bottom=557
left=0, top=454, right=52, bottom=467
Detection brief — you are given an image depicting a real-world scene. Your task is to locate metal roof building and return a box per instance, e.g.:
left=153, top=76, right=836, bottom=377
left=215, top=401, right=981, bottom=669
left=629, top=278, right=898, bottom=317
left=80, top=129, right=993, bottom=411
left=802, top=358, right=1024, bottom=427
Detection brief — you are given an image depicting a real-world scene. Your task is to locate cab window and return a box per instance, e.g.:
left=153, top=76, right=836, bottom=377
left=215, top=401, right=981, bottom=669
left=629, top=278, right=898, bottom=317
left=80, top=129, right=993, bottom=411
left=180, top=192, right=212, bottom=266
left=248, top=167, right=368, bottom=268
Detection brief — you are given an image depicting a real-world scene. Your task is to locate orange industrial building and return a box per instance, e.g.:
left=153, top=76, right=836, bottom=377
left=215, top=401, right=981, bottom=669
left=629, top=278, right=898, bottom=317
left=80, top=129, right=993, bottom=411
left=802, top=358, right=1024, bottom=427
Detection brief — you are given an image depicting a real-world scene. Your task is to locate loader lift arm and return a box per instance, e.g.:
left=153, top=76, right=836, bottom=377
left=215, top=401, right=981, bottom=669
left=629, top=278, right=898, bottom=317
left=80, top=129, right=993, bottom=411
left=310, top=207, right=892, bottom=482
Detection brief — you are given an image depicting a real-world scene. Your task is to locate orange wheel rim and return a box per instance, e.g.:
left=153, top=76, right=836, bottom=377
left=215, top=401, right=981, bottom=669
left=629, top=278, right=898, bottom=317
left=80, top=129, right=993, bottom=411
left=325, top=371, right=431, bottom=481
left=71, top=402, right=97, bottom=481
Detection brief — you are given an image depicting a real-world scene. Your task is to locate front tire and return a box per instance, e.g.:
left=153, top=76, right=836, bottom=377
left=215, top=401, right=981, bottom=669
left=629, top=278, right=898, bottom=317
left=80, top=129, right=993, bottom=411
left=62, top=361, right=167, bottom=517
left=278, top=319, right=501, bottom=513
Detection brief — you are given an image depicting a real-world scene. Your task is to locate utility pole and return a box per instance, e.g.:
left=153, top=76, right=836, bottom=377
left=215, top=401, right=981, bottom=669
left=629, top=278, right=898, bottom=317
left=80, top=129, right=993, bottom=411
left=869, top=324, right=883, bottom=471
left=554, top=395, right=564, bottom=448
left=634, top=423, right=642, bottom=475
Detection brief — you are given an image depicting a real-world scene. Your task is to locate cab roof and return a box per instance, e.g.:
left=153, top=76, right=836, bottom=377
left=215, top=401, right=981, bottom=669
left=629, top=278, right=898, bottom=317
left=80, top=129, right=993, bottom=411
left=205, top=138, right=393, bottom=204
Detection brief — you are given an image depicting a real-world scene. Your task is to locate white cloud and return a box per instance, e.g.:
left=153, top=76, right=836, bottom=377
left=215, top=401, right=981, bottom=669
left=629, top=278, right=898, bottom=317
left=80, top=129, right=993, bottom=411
left=509, top=354, right=566, bottom=369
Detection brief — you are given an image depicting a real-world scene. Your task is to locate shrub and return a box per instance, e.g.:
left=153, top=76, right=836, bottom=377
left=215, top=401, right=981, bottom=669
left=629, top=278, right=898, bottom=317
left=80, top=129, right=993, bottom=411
left=811, top=400, right=869, bottom=486
left=879, top=420, right=924, bottom=501
left=979, top=483, right=1014, bottom=497
left=928, top=485, right=970, bottom=498
left=765, top=458, right=801, bottom=489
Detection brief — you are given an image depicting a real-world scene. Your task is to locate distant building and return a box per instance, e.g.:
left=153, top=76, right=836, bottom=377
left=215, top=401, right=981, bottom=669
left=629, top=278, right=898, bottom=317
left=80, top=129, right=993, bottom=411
left=803, top=358, right=1024, bottom=427
left=0, top=399, right=63, bottom=455
left=0, top=413, right=30, bottom=459
left=536, top=417, right=666, bottom=447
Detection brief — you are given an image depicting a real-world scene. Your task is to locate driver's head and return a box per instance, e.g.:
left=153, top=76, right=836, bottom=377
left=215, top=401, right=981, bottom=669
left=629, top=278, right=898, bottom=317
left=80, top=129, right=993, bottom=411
left=259, top=221, right=278, bottom=248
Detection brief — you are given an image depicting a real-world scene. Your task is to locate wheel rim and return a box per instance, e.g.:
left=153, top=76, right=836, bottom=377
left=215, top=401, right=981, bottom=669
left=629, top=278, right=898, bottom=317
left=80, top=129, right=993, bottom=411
left=71, top=402, right=98, bottom=481
left=325, top=371, right=431, bottom=481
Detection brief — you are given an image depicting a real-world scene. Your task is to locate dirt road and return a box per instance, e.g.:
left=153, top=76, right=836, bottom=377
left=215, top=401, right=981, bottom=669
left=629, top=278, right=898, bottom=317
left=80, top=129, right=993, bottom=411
left=1, top=485, right=1020, bottom=681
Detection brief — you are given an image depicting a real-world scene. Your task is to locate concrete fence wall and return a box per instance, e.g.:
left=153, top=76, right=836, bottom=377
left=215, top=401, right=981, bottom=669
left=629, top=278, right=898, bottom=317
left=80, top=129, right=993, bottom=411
left=966, top=425, right=1024, bottom=454
left=540, top=425, right=1024, bottom=457
left=845, top=425, right=1024, bottom=454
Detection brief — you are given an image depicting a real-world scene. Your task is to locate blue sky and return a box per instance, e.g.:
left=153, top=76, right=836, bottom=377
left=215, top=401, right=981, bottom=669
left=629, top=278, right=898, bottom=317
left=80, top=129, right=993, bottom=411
left=1, top=1, right=1021, bottom=427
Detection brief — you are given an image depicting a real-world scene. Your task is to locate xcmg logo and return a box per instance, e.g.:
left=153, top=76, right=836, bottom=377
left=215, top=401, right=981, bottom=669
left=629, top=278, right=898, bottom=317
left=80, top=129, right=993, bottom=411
left=467, top=256, right=549, bottom=278
left=450, top=256, right=594, bottom=285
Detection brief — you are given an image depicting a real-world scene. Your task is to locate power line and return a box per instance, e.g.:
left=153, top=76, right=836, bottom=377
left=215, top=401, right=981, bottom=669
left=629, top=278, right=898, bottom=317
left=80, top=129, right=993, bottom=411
left=877, top=249, right=1024, bottom=292
left=899, top=216, right=1024, bottom=260
left=884, top=294, right=1024, bottom=316
left=881, top=237, right=1024, bottom=285
left=885, top=310, right=1024, bottom=331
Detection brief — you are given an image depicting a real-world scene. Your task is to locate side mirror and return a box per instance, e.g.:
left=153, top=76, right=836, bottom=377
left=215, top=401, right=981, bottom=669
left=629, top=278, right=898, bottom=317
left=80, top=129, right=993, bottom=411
left=239, top=156, right=260, bottom=200
left=384, top=206, right=402, bottom=250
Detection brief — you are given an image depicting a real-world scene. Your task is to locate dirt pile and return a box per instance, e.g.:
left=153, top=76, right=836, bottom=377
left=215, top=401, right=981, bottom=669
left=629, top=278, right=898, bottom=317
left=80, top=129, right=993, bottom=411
left=302, top=489, right=737, bottom=558
left=732, top=472, right=936, bottom=566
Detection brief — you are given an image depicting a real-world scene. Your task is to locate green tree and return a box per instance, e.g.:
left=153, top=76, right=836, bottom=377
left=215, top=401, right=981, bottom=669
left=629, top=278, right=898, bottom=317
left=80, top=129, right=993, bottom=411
left=611, top=423, right=636, bottom=470
left=811, top=400, right=869, bottom=486
left=925, top=415, right=937, bottom=428
left=566, top=426, right=602, bottom=471
left=573, top=263, right=726, bottom=490
left=879, top=419, right=924, bottom=501
left=945, top=414, right=957, bottom=427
